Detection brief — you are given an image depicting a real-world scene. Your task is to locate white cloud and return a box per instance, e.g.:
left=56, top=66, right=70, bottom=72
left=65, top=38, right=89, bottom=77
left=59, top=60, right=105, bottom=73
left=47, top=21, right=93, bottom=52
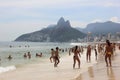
left=0, top=0, right=76, bottom=8
left=0, top=0, right=120, bottom=8
left=0, top=21, right=55, bottom=41
left=110, top=17, right=120, bottom=23
left=91, top=19, right=102, bottom=23
left=101, top=2, right=120, bottom=7
left=70, top=21, right=87, bottom=28
left=90, top=17, right=120, bottom=23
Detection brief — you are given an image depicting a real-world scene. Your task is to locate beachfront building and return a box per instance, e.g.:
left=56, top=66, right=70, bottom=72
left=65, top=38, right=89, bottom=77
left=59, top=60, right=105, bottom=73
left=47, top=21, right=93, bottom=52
left=100, top=34, right=106, bottom=42
left=116, top=32, right=120, bottom=41
left=87, top=32, right=92, bottom=42
left=94, top=36, right=99, bottom=42
left=107, top=33, right=111, bottom=40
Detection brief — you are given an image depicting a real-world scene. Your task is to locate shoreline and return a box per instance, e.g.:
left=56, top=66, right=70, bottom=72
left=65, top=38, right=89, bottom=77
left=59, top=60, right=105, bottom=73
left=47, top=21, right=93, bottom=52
left=0, top=46, right=120, bottom=80
left=0, top=49, right=97, bottom=80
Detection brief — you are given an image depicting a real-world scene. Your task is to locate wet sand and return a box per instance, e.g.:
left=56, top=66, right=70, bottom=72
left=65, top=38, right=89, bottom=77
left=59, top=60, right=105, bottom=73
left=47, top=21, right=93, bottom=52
left=74, top=49, right=120, bottom=80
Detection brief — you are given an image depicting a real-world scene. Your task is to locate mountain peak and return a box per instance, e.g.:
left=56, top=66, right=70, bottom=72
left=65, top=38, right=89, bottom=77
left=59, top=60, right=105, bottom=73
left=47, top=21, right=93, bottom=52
left=66, top=20, right=71, bottom=27
left=57, top=17, right=65, bottom=25
left=59, top=17, right=65, bottom=21
left=15, top=17, right=86, bottom=42
left=57, top=17, right=71, bottom=28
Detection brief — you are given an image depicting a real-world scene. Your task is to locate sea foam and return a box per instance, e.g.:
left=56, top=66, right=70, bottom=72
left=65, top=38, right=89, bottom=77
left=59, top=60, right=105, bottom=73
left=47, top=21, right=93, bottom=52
left=0, top=65, right=16, bottom=74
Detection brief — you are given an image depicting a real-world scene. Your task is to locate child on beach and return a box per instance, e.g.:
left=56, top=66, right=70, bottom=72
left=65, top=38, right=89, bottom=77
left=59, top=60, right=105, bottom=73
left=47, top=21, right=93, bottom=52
left=50, top=48, right=55, bottom=63
left=105, top=40, right=113, bottom=67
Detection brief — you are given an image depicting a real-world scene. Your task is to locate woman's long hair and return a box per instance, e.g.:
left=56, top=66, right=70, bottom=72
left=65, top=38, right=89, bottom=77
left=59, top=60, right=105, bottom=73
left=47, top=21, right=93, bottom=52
left=75, top=46, right=78, bottom=51
left=106, top=40, right=111, bottom=46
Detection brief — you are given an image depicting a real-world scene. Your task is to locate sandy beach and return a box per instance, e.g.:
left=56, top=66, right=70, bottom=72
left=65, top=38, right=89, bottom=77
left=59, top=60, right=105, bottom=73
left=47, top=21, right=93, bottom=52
left=0, top=48, right=120, bottom=80
left=74, top=49, right=120, bottom=80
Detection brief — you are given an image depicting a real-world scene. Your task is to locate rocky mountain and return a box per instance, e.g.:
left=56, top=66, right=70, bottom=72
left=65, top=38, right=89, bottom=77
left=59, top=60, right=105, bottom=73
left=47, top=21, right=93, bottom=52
left=77, top=21, right=120, bottom=36
left=15, top=17, right=86, bottom=42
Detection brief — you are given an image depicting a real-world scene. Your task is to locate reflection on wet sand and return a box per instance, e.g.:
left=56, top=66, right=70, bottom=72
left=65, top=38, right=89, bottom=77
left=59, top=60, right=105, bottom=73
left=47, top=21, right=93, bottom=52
left=107, top=67, right=115, bottom=80
left=75, top=74, right=83, bottom=80
left=74, top=49, right=120, bottom=80
left=75, top=66, right=94, bottom=80
left=88, top=66, right=94, bottom=78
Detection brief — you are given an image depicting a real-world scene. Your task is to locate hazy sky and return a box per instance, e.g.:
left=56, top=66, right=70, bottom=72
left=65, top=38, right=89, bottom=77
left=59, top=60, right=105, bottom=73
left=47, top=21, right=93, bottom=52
left=0, top=0, right=120, bottom=41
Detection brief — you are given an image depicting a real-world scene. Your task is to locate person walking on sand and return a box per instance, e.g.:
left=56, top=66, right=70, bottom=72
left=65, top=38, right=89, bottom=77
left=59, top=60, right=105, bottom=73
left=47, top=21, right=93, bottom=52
left=105, top=40, right=113, bottom=67
left=69, top=46, right=81, bottom=69
left=86, top=45, right=91, bottom=62
left=94, top=48, right=98, bottom=60
left=50, top=48, right=55, bottom=63
left=54, top=47, right=60, bottom=67
left=119, top=44, right=120, bottom=50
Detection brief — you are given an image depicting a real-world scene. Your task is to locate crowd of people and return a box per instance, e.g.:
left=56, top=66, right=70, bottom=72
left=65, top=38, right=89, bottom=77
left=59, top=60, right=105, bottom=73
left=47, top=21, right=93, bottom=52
left=76, top=40, right=119, bottom=68
left=1, top=39, right=120, bottom=69
left=49, top=39, right=120, bottom=69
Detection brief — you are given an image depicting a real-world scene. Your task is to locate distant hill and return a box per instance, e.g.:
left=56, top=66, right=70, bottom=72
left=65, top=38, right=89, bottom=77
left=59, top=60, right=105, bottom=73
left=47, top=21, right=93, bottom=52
left=77, top=21, right=120, bottom=36
left=15, top=17, right=86, bottom=42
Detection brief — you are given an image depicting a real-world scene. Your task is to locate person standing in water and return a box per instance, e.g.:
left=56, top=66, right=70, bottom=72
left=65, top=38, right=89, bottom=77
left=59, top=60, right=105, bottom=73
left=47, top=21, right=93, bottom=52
left=69, top=46, right=81, bottom=69
left=8, top=55, right=12, bottom=60
left=28, top=52, right=31, bottom=59
left=86, top=45, right=91, bottom=62
left=54, top=47, right=60, bottom=67
left=105, top=40, right=113, bottom=67
left=23, top=53, right=27, bottom=58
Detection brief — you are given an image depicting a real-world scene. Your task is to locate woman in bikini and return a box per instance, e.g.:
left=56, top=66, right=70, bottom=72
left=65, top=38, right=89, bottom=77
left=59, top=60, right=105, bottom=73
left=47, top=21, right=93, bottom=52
left=69, top=46, right=81, bottom=69
left=105, top=40, right=113, bottom=67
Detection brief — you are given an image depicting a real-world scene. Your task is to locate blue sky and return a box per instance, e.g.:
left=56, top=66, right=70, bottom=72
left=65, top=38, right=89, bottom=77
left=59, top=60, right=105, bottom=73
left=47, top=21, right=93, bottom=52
left=0, top=0, right=120, bottom=41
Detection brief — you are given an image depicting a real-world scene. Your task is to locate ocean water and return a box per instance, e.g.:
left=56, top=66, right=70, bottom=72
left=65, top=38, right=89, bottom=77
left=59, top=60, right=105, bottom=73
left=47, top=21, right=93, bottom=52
left=0, top=41, right=96, bottom=76
left=0, top=41, right=75, bottom=73
left=0, top=41, right=99, bottom=80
